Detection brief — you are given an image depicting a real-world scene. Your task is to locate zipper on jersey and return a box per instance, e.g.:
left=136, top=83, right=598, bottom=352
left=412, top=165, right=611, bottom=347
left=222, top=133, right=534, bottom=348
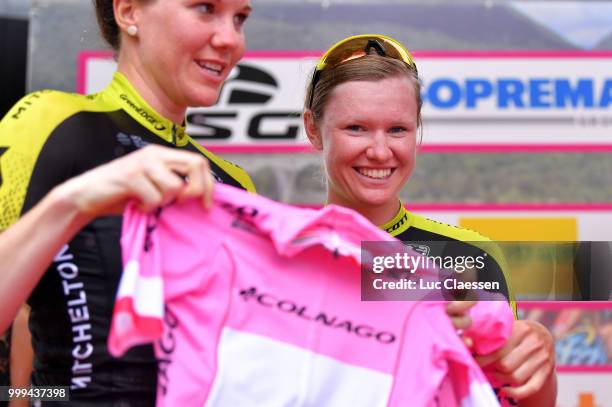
left=172, top=124, right=177, bottom=145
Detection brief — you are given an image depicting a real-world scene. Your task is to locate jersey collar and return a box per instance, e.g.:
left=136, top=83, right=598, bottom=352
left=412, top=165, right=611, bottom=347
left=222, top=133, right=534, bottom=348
left=379, top=201, right=411, bottom=237
left=105, top=72, right=188, bottom=145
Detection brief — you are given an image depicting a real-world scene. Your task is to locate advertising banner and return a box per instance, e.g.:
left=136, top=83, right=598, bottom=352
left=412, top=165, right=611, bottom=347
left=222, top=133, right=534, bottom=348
left=80, top=51, right=612, bottom=152
left=519, top=303, right=612, bottom=407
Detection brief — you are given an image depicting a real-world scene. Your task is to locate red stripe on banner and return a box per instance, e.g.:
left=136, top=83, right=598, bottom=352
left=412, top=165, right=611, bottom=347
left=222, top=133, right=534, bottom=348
left=244, top=50, right=323, bottom=58
left=296, top=203, right=612, bottom=211
left=242, top=50, right=612, bottom=59
left=556, top=366, right=612, bottom=373
left=517, top=301, right=612, bottom=310
left=410, top=50, right=612, bottom=59
left=417, top=144, right=612, bottom=153
left=404, top=203, right=612, bottom=211
left=205, top=144, right=612, bottom=154
left=206, top=145, right=316, bottom=154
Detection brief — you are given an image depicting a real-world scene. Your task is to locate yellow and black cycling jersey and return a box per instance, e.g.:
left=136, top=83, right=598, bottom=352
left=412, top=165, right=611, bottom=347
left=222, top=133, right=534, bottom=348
left=381, top=204, right=517, bottom=316
left=0, top=72, right=255, bottom=405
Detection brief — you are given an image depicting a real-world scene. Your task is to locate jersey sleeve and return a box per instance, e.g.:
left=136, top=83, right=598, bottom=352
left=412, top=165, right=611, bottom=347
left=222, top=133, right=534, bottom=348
left=108, top=203, right=164, bottom=357
left=0, top=91, right=80, bottom=231
left=390, top=303, right=500, bottom=406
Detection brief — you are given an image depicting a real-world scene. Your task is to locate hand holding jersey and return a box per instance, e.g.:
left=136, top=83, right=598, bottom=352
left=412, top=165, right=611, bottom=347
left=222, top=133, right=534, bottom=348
left=475, top=319, right=557, bottom=403
left=446, top=300, right=477, bottom=331
left=60, top=145, right=215, bottom=216
left=0, top=145, right=215, bottom=333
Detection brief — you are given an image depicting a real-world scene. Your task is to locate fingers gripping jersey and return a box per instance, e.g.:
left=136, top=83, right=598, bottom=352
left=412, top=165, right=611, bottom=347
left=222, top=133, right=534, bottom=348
left=0, top=73, right=254, bottom=403
left=110, top=184, right=513, bottom=407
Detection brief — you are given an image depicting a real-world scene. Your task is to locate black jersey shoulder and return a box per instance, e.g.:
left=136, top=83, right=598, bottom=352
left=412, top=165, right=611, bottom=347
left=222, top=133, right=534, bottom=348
left=394, top=212, right=516, bottom=312
left=395, top=212, right=490, bottom=242
left=0, top=89, right=114, bottom=229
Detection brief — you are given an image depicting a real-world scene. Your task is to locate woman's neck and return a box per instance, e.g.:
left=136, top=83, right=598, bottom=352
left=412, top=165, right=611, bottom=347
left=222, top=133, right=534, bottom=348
left=327, top=195, right=402, bottom=227
left=117, top=58, right=185, bottom=125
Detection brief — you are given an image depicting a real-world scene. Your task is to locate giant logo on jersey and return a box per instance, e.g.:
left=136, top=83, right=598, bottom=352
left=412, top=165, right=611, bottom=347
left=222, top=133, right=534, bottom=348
left=186, top=63, right=302, bottom=142
left=0, top=147, right=8, bottom=188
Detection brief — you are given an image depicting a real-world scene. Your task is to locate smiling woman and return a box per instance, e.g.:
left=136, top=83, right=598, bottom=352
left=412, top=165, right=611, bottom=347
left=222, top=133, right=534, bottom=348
left=305, top=75, right=418, bottom=226
left=303, top=34, right=558, bottom=407
left=0, top=0, right=254, bottom=404
left=303, top=36, right=422, bottom=226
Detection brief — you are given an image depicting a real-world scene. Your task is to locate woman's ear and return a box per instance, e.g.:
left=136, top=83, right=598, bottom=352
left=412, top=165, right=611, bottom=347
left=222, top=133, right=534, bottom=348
left=303, top=109, right=323, bottom=151
left=114, top=0, right=139, bottom=33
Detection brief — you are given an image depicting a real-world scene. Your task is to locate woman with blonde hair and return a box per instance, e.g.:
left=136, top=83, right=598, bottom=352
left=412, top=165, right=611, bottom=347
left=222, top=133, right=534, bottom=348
left=303, top=34, right=557, bottom=406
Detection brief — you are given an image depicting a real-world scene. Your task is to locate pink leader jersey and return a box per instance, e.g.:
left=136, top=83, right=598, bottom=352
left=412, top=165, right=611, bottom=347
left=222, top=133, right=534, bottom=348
left=108, top=184, right=513, bottom=407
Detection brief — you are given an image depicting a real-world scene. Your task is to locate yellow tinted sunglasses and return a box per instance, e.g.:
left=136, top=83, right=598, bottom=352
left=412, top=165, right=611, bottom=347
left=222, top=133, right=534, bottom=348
left=308, top=34, right=417, bottom=108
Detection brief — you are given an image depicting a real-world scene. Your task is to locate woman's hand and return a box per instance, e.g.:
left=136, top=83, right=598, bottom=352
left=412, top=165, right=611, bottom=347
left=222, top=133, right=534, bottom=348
left=475, top=319, right=557, bottom=405
left=446, top=300, right=477, bottom=330
left=445, top=300, right=477, bottom=347
left=59, top=145, right=215, bottom=217
left=0, top=145, right=216, bottom=332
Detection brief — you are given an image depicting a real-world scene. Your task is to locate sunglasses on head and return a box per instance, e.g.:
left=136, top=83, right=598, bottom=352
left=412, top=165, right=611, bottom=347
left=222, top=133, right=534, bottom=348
left=308, top=34, right=417, bottom=109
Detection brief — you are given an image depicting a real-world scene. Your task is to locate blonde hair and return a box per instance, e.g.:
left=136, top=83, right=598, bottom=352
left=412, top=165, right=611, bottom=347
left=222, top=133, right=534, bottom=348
left=305, top=55, right=422, bottom=132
